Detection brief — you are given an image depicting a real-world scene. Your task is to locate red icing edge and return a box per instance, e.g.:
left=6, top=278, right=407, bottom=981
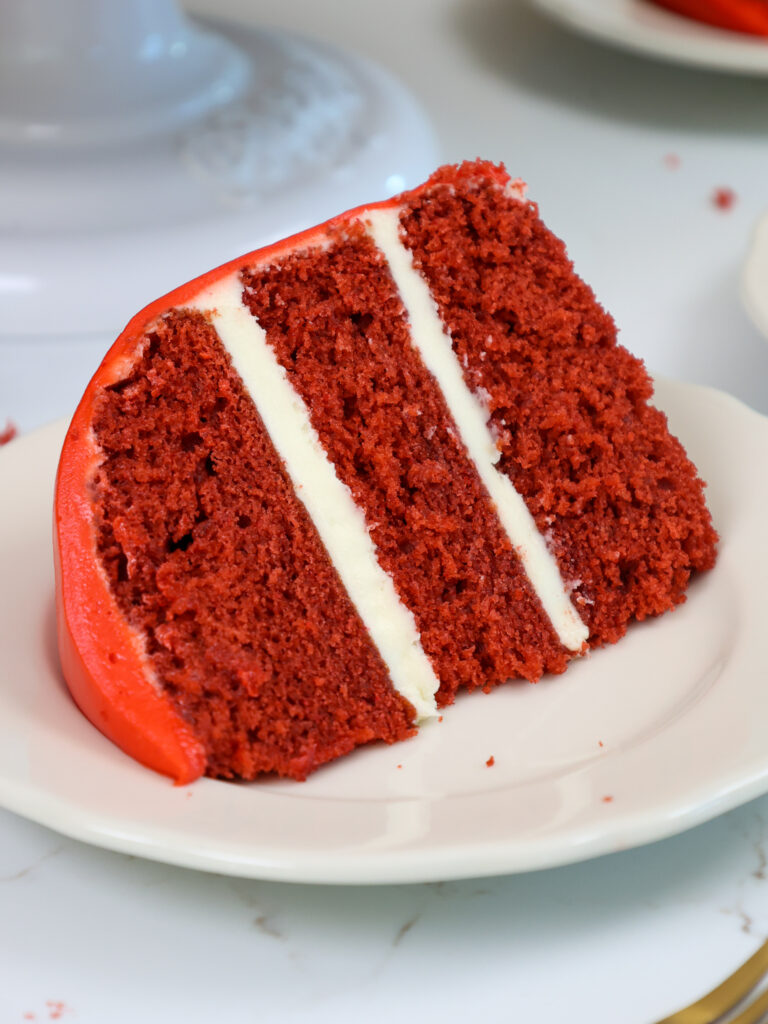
left=55, top=361, right=206, bottom=785
left=648, top=0, right=768, bottom=36
left=55, top=161, right=512, bottom=783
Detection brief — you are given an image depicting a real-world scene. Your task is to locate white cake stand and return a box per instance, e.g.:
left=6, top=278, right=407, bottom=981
left=0, top=0, right=438, bottom=337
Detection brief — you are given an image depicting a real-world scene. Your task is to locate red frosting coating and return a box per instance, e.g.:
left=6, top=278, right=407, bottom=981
left=649, top=0, right=768, bottom=35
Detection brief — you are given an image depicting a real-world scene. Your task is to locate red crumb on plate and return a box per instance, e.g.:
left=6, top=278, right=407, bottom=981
left=712, top=187, right=736, bottom=211
left=45, top=1002, right=70, bottom=1020
left=602, top=795, right=614, bottom=803
left=663, top=153, right=681, bottom=170
left=598, top=740, right=604, bottom=748
left=0, top=420, right=18, bottom=445
left=438, top=715, right=443, bottom=723
left=486, top=755, right=495, bottom=767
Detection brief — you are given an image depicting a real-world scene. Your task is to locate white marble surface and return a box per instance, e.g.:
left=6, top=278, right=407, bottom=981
left=3, top=0, right=768, bottom=1020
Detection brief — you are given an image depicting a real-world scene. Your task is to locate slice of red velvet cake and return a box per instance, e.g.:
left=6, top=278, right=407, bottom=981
left=54, top=160, right=718, bottom=784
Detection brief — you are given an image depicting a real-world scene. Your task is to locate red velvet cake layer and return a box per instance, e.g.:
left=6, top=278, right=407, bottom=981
left=242, top=233, right=569, bottom=704
left=91, top=312, right=415, bottom=780
left=399, top=170, right=718, bottom=644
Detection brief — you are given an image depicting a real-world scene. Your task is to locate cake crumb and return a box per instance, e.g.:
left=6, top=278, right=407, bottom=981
left=663, top=153, right=680, bottom=170
left=602, top=795, right=613, bottom=803
left=598, top=740, right=604, bottom=748
left=712, top=187, right=736, bottom=211
left=486, top=755, right=495, bottom=767
left=0, top=419, right=18, bottom=445
left=396, top=763, right=402, bottom=769
left=45, top=1003, right=70, bottom=1021
left=438, top=715, right=443, bottom=723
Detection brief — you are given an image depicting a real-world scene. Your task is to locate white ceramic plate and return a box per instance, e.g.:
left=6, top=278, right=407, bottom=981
left=528, top=0, right=768, bottom=75
left=1, top=379, right=766, bottom=884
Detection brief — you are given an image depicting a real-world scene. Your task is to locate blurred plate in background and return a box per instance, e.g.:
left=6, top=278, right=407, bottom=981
left=528, top=0, right=768, bottom=75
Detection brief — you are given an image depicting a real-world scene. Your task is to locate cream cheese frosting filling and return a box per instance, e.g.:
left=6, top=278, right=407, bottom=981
left=365, top=206, right=589, bottom=653
left=187, top=274, right=440, bottom=720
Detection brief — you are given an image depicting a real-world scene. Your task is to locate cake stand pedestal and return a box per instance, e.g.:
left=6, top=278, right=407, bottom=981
left=0, top=0, right=438, bottom=337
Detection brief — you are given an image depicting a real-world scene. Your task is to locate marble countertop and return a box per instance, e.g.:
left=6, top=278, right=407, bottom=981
left=3, top=1, right=768, bottom=1020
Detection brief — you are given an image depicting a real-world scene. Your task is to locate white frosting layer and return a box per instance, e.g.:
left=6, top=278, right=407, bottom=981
left=189, top=275, right=440, bottom=721
left=365, top=207, right=588, bottom=653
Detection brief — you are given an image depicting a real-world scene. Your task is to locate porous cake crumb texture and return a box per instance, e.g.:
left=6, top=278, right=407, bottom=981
left=91, top=313, right=415, bottom=780
left=242, top=232, right=569, bottom=705
left=400, top=170, right=717, bottom=645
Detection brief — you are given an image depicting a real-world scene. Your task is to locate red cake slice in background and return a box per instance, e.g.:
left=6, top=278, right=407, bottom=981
left=648, top=0, right=768, bottom=36
left=54, top=161, right=717, bottom=784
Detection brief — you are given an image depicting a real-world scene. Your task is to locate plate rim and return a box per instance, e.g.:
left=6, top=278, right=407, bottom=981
left=1, top=747, right=768, bottom=884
